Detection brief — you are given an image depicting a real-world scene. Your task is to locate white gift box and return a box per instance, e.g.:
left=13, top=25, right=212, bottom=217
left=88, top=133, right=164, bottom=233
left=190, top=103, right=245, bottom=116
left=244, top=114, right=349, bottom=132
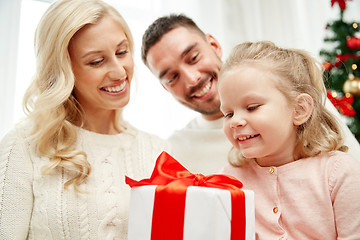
left=128, top=185, right=255, bottom=240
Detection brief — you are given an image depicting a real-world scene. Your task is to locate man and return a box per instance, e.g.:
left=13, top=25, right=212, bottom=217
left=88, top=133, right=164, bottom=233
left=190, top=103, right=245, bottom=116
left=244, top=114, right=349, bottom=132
left=141, top=14, right=360, bottom=174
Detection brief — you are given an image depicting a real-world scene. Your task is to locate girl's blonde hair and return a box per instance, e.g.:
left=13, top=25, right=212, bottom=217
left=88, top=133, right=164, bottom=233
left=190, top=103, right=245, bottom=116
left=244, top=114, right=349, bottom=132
left=219, top=41, right=347, bottom=166
left=23, top=0, right=134, bottom=190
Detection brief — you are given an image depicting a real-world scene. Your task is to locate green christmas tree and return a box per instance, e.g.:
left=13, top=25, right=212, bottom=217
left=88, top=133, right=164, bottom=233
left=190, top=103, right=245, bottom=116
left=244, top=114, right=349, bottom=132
left=320, top=0, right=360, bottom=142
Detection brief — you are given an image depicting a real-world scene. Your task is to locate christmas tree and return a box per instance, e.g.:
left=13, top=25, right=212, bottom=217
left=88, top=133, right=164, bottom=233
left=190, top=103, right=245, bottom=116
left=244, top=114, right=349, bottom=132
left=320, top=0, right=360, bottom=142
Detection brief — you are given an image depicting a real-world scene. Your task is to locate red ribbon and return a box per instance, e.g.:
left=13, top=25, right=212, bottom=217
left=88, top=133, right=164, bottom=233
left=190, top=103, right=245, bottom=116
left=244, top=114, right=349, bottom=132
left=126, top=151, right=246, bottom=240
left=327, top=90, right=356, bottom=117
left=331, top=0, right=351, bottom=10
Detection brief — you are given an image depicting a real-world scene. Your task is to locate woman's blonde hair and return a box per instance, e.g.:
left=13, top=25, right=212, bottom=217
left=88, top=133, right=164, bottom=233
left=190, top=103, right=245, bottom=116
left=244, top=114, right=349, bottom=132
left=220, top=41, right=347, bottom=166
left=23, top=0, right=134, bottom=190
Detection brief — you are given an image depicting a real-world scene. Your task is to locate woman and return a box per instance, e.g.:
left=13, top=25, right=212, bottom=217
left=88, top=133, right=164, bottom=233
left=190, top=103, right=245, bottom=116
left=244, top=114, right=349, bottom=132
left=0, top=0, right=170, bottom=239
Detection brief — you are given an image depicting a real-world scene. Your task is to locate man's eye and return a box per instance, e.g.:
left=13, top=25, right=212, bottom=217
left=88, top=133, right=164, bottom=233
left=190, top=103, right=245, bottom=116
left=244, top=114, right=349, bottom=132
left=170, top=73, right=178, bottom=81
left=189, top=53, right=199, bottom=64
left=163, top=73, right=178, bottom=85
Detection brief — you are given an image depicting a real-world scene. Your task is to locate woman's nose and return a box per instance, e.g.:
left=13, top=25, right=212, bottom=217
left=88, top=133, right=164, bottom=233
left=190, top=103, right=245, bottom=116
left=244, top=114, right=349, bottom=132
left=108, top=59, right=126, bottom=80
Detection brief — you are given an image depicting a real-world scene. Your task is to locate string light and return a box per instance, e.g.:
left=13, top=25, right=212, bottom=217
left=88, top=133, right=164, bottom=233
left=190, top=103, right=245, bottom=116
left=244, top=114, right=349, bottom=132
left=352, top=64, right=358, bottom=70
left=353, top=23, right=358, bottom=29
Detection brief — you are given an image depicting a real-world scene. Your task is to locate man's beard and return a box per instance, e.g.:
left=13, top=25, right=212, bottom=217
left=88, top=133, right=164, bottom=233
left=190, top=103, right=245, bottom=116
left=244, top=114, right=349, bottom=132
left=182, top=72, right=221, bottom=116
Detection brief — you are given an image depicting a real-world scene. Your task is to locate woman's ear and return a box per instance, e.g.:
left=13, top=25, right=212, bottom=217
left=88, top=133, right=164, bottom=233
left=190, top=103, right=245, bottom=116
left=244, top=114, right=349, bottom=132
left=293, top=93, right=314, bottom=126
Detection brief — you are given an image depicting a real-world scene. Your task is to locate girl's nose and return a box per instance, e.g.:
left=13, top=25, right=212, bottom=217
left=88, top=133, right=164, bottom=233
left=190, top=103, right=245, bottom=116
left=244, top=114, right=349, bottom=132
left=230, top=115, right=247, bottom=128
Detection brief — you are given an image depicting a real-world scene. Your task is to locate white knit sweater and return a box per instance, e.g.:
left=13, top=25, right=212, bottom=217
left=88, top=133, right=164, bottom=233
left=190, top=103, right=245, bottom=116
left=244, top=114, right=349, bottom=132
left=0, top=120, right=170, bottom=239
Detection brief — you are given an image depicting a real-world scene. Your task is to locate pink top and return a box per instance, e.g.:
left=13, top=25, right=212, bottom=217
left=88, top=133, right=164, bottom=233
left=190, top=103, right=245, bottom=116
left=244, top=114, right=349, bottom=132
left=221, top=151, right=360, bottom=240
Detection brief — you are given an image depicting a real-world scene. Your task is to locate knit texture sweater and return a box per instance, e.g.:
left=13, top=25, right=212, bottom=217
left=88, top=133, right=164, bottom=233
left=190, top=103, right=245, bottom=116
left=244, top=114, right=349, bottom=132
left=222, top=151, right=360, bottom=239
left=0, top=120, right=170, bottom=239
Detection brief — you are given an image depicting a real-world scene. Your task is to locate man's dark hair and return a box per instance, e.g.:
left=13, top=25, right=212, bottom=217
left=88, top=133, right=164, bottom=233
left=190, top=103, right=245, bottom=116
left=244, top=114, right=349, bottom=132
left=141, top=14, right=205, bottom=66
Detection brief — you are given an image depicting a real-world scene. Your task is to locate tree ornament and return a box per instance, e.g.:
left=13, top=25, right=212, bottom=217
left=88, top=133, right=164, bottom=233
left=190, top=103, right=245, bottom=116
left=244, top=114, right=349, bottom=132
left=346, top=36, right=360, bottom=50
left=333, top=53, right=358, bottom=67
left=323, top=62, right=332, bottom=71
left=343, top=75, right=360, bottom=95
left=327, top=90, right=356, bottom=116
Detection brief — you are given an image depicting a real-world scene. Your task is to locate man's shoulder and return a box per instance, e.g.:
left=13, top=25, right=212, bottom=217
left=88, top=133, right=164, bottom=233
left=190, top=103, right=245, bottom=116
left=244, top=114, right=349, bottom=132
left=172, top=116, right=224, bottom=131
left=182, top=117, right=201, bottom=129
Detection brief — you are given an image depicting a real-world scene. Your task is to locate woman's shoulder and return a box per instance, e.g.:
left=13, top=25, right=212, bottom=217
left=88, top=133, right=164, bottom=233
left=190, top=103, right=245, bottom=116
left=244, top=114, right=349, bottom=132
left=136, top=129, right=166, bottom=142
left=125, top=122, right=166, bottom=142
left=135, top=129, right=171, bottom=149
left=123, top=122, right=171, bottom=151
left=0, top=119, right=34, bottom=165
left=1, top=119, right=32, bottom=146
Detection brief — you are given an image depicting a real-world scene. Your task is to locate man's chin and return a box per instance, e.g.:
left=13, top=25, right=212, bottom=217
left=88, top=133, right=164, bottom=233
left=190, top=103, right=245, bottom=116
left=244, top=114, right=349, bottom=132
left=178, top=98, right=220, bottom=115
left=191, top=105, right=222, bottom=118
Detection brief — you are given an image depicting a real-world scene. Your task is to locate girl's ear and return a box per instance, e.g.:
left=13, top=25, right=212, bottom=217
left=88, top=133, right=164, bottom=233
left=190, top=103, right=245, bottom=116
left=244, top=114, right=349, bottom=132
left=293, top=93, right=314, bottom=126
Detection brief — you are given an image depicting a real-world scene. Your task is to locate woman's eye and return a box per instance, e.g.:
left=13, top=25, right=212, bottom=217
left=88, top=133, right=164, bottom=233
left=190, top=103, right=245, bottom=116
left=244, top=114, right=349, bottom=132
left=89, top=59, right=103, bottom=66
left=116, top=50, right=129, bottom=56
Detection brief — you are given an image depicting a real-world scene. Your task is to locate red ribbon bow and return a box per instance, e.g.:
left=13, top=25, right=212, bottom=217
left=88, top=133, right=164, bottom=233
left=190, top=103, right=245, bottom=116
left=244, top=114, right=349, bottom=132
left=126, top=151, right=246, bottom=240
left=331, top=0, right=351, bottom=10
left=327, top=90, right=356, bottom=117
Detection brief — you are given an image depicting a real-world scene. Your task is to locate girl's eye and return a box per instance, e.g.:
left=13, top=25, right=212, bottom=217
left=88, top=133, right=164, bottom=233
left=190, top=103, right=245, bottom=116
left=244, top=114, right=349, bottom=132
left=224, top=112, right=233, bottom=118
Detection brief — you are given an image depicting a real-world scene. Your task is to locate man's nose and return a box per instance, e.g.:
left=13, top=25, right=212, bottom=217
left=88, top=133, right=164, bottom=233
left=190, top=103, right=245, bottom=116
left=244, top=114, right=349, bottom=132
left=182, top=67, right=201, bottom=88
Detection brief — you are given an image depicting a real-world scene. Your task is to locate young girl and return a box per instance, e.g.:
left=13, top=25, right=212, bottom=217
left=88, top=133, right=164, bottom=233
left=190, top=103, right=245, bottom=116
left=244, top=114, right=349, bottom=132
left=0, top=0, right=169, bottom=239
left=218, top=41, right=360, bottom=239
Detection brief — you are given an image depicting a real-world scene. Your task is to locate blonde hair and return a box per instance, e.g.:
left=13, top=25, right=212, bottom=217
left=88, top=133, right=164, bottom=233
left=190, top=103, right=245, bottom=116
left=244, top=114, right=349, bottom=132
left=220, top=41, right=347, bottom=166
left=23, top=0, right=134, bottom=190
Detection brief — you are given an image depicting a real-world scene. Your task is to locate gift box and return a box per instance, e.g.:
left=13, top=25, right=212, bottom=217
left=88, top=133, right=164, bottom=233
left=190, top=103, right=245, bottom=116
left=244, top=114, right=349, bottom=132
left=126, top=152, right=255, bottom=240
